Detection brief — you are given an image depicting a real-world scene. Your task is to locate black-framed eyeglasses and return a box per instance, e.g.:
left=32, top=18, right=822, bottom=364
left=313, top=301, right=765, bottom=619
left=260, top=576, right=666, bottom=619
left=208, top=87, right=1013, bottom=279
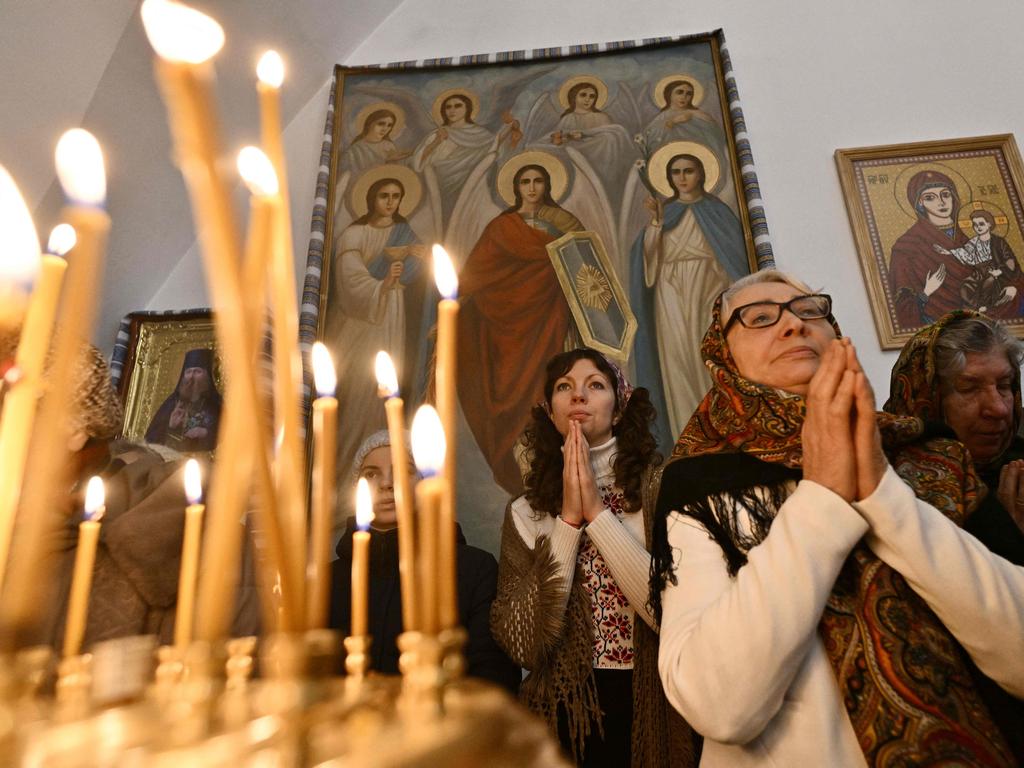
left=723, top=293, right=833, bottom=333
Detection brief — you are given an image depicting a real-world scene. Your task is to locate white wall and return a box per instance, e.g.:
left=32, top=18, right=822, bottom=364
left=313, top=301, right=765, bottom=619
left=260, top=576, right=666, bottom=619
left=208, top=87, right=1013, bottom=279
left=326, top=0, right=1024, bottom=391
left=142, top=0, right=1024, bottom=391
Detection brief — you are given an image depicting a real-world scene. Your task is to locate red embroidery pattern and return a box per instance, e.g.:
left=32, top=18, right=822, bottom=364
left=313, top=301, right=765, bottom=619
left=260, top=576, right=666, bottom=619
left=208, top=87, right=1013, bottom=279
left=578, top=485, right=635, bottom=668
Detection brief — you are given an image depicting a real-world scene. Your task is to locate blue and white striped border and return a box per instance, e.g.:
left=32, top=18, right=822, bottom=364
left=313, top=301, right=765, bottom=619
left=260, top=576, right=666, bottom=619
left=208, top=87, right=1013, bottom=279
left=296, top=30, right=774, bottom=416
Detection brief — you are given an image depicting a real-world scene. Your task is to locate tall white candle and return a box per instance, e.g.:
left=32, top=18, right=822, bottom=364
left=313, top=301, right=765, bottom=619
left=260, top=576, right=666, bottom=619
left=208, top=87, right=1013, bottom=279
left=375, top=351, right=418, bottom=631
left=175, top=459, right=204, bottom=650
left=411, top=405, right=446, bottom=636
left=309, top=342, right=338, bottom=630
left=64, top=477, right=105, bottom=658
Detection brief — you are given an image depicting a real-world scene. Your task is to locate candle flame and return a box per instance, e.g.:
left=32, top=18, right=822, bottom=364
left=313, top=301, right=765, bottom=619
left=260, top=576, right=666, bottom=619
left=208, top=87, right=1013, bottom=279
left=141, top=0, right=225, bottom=64
left=47, top=223, right=76, bottom=256
left=411, top=404, right=446, bottom=476
left=0, top=165, right=41, bottom=288
left=256, top=50, right=284, bottom=88
left=355, top=477, right=374, bottom=530
left=84, top=476, right=105, bottom=521
left=55, top=129, right=106, bottom=206
left=311, top=341, right=336, bottom=397
left=374, top=351, right=399, bottom=398
left=184, top=458, right=202, bottom=505
left=237, top=146, right=279, bottom=197
left=432, top=244, right=458, bottom=299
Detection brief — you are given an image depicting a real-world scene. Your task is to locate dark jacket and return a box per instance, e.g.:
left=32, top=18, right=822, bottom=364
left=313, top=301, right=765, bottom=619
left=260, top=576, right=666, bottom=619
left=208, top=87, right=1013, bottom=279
left=329, top=519, right=520, bottom=692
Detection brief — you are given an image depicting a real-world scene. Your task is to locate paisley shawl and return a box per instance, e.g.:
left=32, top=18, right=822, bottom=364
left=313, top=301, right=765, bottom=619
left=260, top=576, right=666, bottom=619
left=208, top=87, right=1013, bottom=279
left=659, top=296, right=1013, bottom=766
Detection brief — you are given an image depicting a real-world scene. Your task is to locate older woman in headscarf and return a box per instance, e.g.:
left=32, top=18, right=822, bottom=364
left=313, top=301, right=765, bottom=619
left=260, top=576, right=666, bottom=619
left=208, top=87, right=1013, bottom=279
left=650, top=269, right=1024, bottom=767
left=884, top=310, right=1024, bottom=557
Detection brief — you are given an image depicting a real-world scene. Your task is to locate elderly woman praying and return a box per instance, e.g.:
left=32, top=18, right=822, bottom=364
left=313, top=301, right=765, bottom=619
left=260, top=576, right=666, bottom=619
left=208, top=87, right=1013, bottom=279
left=650, top=269, right=1024, bottom=767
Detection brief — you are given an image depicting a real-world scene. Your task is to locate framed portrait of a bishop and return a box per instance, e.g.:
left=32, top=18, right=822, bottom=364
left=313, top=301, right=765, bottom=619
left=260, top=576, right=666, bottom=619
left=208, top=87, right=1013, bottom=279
left=301, top=31, right=773, bottom=553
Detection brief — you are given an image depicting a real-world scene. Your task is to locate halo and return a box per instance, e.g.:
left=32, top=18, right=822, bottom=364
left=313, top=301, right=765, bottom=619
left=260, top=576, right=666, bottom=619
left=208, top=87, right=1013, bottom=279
left=653, top=74, right=705, bottom=108
left=430, top=88, right=480, bottom=126
left=557, top=76, right=609, bottom=111
left=957, top=200, right=1011, bottom=239
left=349, top=164, right=423, bottom=218
left=496, top=151, right=569, bottom=207
left=353, top=101, right=406, bottom=140
left=647, top=141, right=722, bottom=197
left=892, top=162, right=973, bottom=221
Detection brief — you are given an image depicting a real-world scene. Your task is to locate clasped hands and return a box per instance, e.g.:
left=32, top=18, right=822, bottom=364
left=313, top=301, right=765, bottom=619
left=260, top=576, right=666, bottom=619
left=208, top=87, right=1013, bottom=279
left=801, top=338, right=888, bottom=503
left=560, top=420, right=604, bottom=527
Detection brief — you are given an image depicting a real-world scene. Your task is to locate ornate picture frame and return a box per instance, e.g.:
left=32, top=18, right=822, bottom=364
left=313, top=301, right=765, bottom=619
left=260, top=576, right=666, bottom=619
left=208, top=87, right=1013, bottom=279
left=299, top=31, right=773, bottom=553
left=835, top=134, right=1024, bottom=349
left=115, top=309, right=224, bottom=456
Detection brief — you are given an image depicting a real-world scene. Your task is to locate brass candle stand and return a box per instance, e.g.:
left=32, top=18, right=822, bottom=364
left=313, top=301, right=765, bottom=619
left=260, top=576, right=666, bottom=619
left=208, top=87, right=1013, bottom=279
left=0, top=623, right=571, bottom=767
left=54, top=653, right=92, bottom=723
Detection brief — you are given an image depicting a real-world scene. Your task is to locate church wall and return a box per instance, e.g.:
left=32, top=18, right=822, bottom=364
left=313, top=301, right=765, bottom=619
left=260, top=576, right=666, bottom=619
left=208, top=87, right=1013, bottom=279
left=147, top=0, right=1024, bottom=392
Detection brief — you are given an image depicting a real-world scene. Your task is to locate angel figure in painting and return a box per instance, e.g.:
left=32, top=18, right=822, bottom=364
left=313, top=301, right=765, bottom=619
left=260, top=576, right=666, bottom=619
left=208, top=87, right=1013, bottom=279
left=641, top=76, right=722, bottom=154
left=323, top=165, right=431, bottom=522
left=888, top=169, right=975, bottom=328
left=341, top=102, right=411, bottom=179
left=457, top=151, right=592, bottom=494
left=520, top=74, right=642, bottom=276
left=547, top=77, right=638, bottom=176
left=629, top=142, right=749, bottom=449
left=412, top=88, right=522, bottom=238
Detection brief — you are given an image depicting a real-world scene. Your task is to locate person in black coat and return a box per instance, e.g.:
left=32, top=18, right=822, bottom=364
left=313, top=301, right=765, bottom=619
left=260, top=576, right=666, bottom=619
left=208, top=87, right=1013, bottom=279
left=329, top=430, right=520, bottom=692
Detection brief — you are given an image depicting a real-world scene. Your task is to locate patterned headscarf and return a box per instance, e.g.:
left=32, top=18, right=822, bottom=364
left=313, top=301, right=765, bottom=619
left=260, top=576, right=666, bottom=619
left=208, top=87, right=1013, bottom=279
left=885, top=309, right=1022, bottom=439
left=661, top=293, right=1012, bottom=767
left=674, top=294, right=929, bottom=465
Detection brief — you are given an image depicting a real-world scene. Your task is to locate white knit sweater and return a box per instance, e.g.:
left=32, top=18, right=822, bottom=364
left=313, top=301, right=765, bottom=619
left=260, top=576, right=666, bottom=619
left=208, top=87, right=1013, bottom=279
left=658, top=466, right=1024, bottom=768
left=507, top=436, right=657, bottom=632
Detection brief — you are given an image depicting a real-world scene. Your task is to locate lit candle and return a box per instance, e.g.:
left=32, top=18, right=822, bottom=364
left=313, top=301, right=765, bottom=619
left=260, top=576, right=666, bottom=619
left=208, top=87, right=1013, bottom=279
left=0, top=131, right=111, bottom=642
left=257, top=50, right=306, bottom=592
left=308, top=342, right=337, bottom=629
left=63, top=477, right=105, bottom=658
left=175, top=459, right=205, bottom=650
left=351, top=478, right=374, bottom=637
left=411, top=405, right=446, bottom=636
left=375, top=351, right=417, bottom=631
left=0, top=193, right=62, bottom=593
left=432, top=245, right=459, bottom=630
left=237, top=146, right=277, bottom=344
left=142, top=0, right=296, bottom=638
left=0, top=165, right=42, bottom=333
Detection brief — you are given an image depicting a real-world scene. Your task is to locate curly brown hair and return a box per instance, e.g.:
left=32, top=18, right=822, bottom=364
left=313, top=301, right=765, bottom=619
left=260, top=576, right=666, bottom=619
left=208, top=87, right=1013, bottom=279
left=522, top=349, right=660, bottom=517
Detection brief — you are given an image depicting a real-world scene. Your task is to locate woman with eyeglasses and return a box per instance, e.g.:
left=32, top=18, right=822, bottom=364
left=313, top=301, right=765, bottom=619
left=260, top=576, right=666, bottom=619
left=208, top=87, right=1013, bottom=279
left=649, top=269, right=1024, bottom=767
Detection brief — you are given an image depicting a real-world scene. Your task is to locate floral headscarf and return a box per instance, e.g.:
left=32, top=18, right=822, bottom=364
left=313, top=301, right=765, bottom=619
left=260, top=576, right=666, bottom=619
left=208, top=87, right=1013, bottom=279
left=674, top=294, right=933, bottom=466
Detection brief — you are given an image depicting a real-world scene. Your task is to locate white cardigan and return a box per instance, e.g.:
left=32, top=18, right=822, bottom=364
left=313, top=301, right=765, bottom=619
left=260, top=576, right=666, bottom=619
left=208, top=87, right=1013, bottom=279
left=658, top=466, right=1024, bottom=768
left=508, top=436, right=657, bottom=631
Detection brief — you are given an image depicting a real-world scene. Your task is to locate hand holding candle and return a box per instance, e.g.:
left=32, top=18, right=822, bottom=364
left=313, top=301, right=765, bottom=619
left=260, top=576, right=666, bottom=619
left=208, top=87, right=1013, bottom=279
left=64, top=477, right=105, bottom=658
left=351, top=478, right=375, bottom=638
left=175, top=459, right=204, bottom=650
left=375, top=351, right=417, bottom=631
left=411, top=405, right=446, bottom=636
left=309, top=342, right=338, bottom=629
